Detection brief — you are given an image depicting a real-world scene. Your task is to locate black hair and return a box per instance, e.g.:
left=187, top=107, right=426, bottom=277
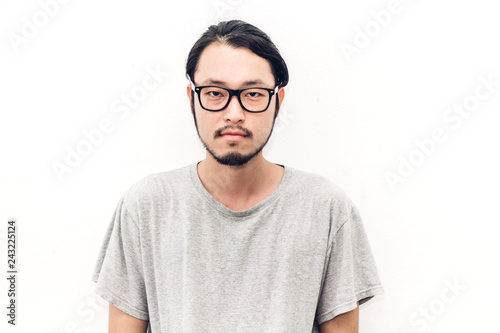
left=186, top=20, right=289, bottom=87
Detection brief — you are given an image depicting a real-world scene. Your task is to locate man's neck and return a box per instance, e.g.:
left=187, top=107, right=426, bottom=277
left=196, top=154, right=284, bottom=210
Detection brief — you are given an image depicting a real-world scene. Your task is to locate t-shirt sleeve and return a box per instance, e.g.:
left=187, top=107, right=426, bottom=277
left=315, top=203, right=384, bottom=325
left=91, top=195, right=149, bottom=321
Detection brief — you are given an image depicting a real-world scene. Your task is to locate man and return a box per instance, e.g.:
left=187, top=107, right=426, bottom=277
left=92, top=20, right=383, bottom=332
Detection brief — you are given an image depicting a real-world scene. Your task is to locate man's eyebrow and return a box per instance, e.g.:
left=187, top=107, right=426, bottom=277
left=201, top=79, right=270, bottom=87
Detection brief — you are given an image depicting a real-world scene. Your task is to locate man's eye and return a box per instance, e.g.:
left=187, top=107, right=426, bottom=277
left=207, top=91, right=224, bottom=98
left=246, top=91, right=264, bottom=98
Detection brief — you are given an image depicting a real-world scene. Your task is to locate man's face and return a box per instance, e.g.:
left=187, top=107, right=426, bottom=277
left=187, top=42, right=283, bottom=166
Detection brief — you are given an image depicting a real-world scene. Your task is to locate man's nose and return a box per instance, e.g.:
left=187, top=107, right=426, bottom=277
left=223, top=95, right=246, bottom=123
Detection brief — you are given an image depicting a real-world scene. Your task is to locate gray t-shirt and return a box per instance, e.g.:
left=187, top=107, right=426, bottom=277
left=91, top=162, right=383, bottom=332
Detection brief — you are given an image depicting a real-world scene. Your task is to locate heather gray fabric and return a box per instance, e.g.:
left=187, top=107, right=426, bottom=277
left=91, top=162, right=383, bottom=332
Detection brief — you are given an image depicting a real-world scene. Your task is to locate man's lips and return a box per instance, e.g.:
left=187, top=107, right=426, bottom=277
left=219, top=130, right=248, bottom=141
left=220, top=130, right=247, bottom=136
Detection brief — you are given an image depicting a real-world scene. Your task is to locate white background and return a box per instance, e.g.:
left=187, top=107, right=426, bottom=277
left=1, top=0, right=499, bottom=332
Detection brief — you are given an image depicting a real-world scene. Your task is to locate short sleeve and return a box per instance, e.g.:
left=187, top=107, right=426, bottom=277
left=91, top=195, right=149, bottom=321
left=315, top=203, right=384, bottom=325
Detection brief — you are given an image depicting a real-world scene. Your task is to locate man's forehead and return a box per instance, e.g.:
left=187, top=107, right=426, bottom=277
left=200, top=78, right=268, bottom=87
left=194, top=43, right=274, bottom=85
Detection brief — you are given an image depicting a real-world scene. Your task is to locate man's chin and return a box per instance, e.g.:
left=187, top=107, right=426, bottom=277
left=212, top=152, right=254, bottom=166
left=201, top=136, right=269, bottom=167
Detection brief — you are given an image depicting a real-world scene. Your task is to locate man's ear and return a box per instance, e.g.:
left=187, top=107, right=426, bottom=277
left=274, top=87, right=285, bottom=119
left=278, top=87, right=285, bottom=109
left=187, top=85, right=195, bottom=116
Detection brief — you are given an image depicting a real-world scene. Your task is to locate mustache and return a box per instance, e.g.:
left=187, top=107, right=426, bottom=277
left=214, top=125, right=252, bottom=139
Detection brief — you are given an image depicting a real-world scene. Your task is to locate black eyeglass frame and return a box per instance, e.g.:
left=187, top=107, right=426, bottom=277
left=189, top=79, right=279, bottom=113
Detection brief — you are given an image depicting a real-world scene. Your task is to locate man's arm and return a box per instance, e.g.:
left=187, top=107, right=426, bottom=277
left=109, top=303, right=149, bottom=333
left=319, top=302, right=359, bottom=333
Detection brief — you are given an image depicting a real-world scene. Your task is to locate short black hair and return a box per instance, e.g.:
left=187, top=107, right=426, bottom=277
left=186, top=20, right=289, bottom=87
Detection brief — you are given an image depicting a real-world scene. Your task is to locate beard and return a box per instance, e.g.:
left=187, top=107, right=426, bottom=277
left=191, top=95, right=279, bottom=166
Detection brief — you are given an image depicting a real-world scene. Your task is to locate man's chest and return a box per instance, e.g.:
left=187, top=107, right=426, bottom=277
left=139, top=209, right=332, bottom=332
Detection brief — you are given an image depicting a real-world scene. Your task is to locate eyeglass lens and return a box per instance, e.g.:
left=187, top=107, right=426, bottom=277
left=200, top=87, right=271, bottom=112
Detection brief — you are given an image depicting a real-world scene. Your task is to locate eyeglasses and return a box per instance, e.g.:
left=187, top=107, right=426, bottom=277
left=189, top=78, right=279, bottom=113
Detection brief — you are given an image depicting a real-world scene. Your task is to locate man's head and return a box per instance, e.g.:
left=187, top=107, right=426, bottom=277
left=185, top=20, right=288, bottom=167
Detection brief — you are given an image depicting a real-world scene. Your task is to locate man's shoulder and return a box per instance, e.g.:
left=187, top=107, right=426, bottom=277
left=121, top=163, right=193, bottom=202
left=287, top=166, right=352, bottom=204
left=287, top=166, right=361, bottom=230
